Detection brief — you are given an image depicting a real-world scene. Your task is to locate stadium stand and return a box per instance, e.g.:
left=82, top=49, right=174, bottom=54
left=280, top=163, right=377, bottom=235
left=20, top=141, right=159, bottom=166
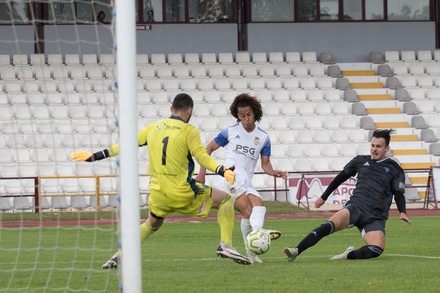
left=1, top=50, right=439, bottom=211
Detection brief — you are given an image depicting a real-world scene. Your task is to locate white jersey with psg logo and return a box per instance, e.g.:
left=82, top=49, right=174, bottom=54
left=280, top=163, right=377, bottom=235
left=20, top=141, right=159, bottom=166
left=214, top=122, right=271, bottom=182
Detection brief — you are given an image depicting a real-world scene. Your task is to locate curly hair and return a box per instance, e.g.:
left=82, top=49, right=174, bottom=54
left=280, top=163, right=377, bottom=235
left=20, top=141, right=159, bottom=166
left=372, top=129, right=395, bottom=146
left=229, top=93, right=263, bottom=122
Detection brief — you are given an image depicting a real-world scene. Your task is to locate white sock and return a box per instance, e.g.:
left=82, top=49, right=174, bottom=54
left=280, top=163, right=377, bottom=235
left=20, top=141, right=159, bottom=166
left=249, top=206, right=266, bottom=231
left=241, top=218, right=252, bottom=251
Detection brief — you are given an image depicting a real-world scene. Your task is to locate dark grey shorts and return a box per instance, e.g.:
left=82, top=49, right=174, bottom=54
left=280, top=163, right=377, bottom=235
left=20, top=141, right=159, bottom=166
left=343, top=203, right=386, bottom=235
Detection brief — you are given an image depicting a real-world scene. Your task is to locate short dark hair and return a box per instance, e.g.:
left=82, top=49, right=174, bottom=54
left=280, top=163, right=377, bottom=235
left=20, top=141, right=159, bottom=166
left=98, top=11, right=105, bottom=17
left=229, top=93, right=263, bottom=122
left=371, top=129, right=394, bottom=146
left=172, top=93, right=194, bottom=112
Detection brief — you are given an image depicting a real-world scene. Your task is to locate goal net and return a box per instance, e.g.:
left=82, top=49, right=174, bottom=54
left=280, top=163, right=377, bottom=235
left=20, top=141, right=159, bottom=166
left=0, top=1, right=134, bottom=291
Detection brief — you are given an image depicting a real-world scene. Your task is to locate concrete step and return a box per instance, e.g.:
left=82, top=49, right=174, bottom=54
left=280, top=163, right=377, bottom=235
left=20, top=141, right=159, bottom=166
left=359, top=94, right=392, bottom=101
left=338, top=62, right=373, bottom=71
left=392, top=128, right=420, bottom=136
left=393, top=149, right=427, bottom=155
left=369, top=113, right=410, bottom=122
left=394, top=154, right=432, bottom=163
left=409, top=177, right=429, bottom=184
left=389, top=141, right=426, bottom=149
left=367, top=108, right=400, bottom=114
left=418, top=191, right=427, bottom=198
left=342, top=70, right=375, bottom=76
left=400, top=162, right=435, bottom=169
left=362, top=100, right=400, bottom=108
left=391, top=134, right=418, bottom=141
left=345, top=76, right=381, bottom=83
left=354, top=88, right=393, bottom=95
left=351, top=82, right=383, bottom=89
left=375, top=122, right=409, bottom=128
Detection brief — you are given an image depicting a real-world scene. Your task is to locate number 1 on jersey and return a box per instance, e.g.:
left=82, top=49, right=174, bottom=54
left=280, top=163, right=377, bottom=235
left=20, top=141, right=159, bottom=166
left=162, top=136, right=169, bottom=165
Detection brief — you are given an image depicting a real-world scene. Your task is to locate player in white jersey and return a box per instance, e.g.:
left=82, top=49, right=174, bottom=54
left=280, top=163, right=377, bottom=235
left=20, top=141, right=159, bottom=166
left=196, top=93, right=287, bottom=263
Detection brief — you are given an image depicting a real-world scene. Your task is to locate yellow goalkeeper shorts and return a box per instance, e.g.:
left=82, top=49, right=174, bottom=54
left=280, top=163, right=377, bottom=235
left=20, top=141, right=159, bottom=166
left=148, top=183, right=213, bottom=219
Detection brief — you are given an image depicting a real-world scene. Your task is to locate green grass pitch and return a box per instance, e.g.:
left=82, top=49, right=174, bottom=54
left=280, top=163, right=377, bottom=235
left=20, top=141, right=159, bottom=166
left=0, top=216, right=439, bottom=292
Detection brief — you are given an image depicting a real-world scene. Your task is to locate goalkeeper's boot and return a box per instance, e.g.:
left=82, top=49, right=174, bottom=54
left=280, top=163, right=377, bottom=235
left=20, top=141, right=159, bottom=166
left=102, top=254, right=118, bottom=269
left=330, top=246, right=355, bottom=260
left=259, top=228, right=281, bottom=241
left=247, top=251, right=263, bottom=264
left=216, top=244, right=251, bottom=265
left=284, top=247, right=298, bottom=262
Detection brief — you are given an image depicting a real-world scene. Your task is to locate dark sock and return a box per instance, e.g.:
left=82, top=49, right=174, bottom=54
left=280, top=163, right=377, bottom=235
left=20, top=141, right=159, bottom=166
left=297, top=221, right=335, bottom=255
left=347, top=245, right=383, bottom=259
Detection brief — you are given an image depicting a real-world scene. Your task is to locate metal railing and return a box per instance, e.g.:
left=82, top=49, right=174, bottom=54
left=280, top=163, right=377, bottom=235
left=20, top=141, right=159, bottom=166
left=0, top=168, right=437, bottom=213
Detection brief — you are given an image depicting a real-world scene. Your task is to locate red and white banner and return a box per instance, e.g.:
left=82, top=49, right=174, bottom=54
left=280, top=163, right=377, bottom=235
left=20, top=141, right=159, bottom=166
left=432, top=167, right=440, bottom=202
left=288, top=174, right=357, bottom=206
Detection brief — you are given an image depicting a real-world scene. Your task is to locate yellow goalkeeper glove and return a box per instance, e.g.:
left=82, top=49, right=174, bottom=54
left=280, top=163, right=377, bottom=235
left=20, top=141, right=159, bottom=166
left=71, top=149, right=109, bottom=162
left=216, top=165, right=236, bottom=184
left=70, top=151, right=93, bottom=162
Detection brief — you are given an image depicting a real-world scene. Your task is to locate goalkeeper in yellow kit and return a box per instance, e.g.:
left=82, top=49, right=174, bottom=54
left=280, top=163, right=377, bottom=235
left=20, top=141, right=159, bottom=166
left=71, top=93, right=251, bottom=267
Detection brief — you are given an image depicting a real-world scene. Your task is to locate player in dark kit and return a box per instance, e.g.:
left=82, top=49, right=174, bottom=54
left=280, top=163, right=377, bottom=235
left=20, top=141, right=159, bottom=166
left=284, top=129, right=412, bottom=261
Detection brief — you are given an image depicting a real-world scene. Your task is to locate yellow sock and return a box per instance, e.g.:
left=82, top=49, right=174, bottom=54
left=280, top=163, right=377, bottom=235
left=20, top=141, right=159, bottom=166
left=217, top=195, right=234, bottom=245
left=140, top=221, right=158, bottom=244
left=114, top=221, right=158, bottom=256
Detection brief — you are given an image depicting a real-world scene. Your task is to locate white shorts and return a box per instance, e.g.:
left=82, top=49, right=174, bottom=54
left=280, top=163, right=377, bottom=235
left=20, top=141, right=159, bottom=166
left=217, top=174, right=262, bottom=199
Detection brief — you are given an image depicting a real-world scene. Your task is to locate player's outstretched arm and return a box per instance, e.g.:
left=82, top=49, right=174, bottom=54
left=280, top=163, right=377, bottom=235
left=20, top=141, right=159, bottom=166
left=216, top=165, right=236, bottom=184
left=71, top=149, right=110, bottom=162
left=314, top=197, right=325, bottom=209
left=261, top=156, right=287, bottom=180
left=195, top=140, right=221, bottom=183
left=400, top=213, right=412, bottom=225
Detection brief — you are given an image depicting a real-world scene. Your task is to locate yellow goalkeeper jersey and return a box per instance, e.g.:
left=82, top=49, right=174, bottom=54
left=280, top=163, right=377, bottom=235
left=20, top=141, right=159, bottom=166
left=107, top=115, right=220, bottom=205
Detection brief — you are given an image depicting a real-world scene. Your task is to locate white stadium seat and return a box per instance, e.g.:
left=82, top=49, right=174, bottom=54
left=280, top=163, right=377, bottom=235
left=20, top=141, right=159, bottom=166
left=202, top=53, right=217, bottom=64
left=302, top=52, right=318, bottom=63
left=168, top=53, right=183, bottom=65
left=136, top=54, right=149, bottom=65
left=286, top=52, right=301, bottom=63
left=151, top=53, right=166, bottom=65
left=185, top=53, right=200, bottom=64
left=236, top=52, right=251, bottom=64
left=269, top=52, right=284, bottom=64
left=219, top=53, right=234, bottom=64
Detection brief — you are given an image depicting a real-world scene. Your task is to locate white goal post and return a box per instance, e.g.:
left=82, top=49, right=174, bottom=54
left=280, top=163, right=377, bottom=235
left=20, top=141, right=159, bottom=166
left=115, top=0, right=142, bottom=291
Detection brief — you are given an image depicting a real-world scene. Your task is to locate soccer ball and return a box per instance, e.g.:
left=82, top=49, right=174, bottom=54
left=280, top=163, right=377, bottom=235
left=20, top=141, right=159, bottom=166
left=246, top=229, right=271, bottom=255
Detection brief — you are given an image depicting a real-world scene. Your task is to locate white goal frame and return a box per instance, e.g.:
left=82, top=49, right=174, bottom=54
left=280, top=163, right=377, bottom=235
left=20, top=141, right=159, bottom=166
left=115, top=0, right=142, bottom=291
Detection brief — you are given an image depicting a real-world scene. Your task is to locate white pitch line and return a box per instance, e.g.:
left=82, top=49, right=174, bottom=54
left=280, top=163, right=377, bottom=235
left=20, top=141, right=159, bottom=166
left=386, top=254, right=440, bottom=259
left=1, top=253, right=438, bottom=267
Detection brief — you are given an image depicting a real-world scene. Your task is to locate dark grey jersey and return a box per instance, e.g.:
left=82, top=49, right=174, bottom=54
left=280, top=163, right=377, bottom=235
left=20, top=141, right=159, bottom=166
left=344, top=155, right=405, bottom=220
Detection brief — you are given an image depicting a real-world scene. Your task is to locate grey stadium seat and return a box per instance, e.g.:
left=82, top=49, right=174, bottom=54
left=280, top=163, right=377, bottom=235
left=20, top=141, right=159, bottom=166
left=403, top=102, right=420, bottom=115
left=395, top=88, right=411, bottom=102
left=360, top=117, right=377, bottom=130
left=421, top=129, right=438, bottom=142
left=369, top=51, right=385, bottom=64
left=327, top=65, right=343, bottom=78
left=336, top=78, right=351, bottom=90
left=39, top=197, right=51, bottom=210
left=377, top=64, right=394, bottom=77
left=344, top=89, right=360, bottom=102
left=386, top=77, right=402, bottom=90
left=411, top=116, right=428, bottom=129
left=319, top=52, right=335, bottom=64
left=71, top=196, right=88, bottom=210
left=13, top=197, right=32, bottom=211
left=0, top=197, right=12, bottom=212
left=51, top=197, right=69, bottom=210
left=429, top=143, right=440, bottom=155
left=352, top=103, right=368, bottom=116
